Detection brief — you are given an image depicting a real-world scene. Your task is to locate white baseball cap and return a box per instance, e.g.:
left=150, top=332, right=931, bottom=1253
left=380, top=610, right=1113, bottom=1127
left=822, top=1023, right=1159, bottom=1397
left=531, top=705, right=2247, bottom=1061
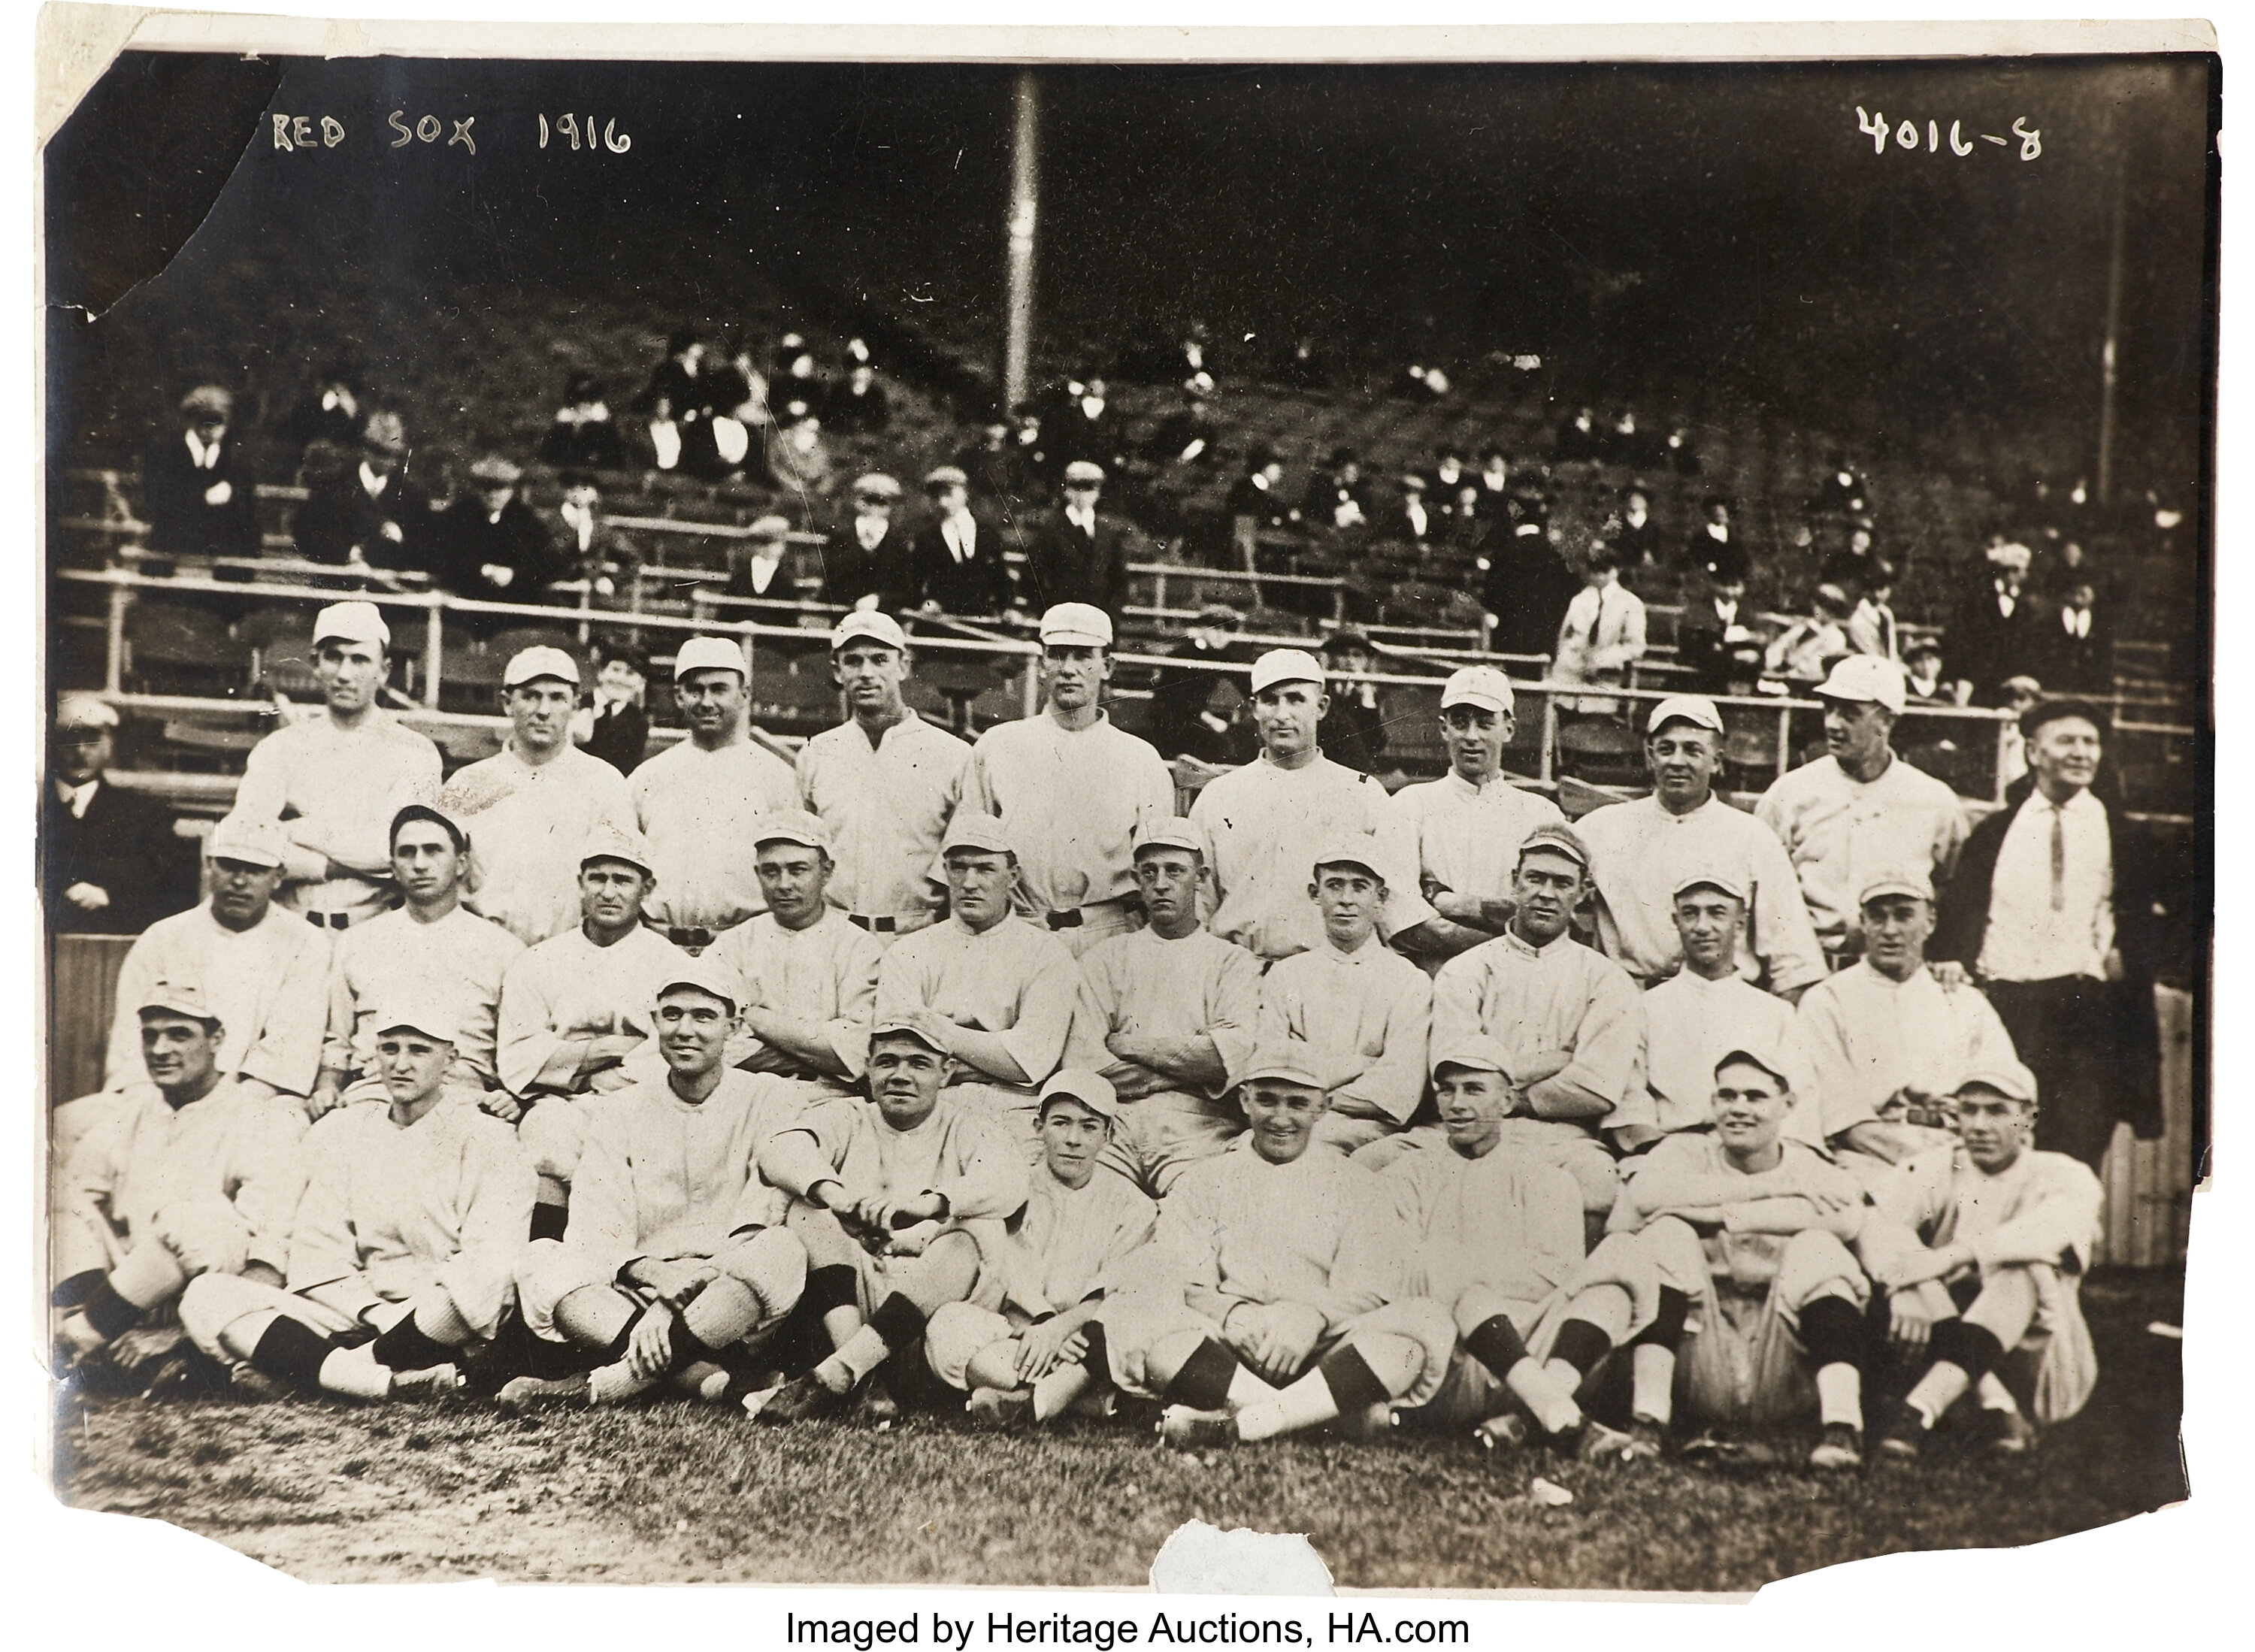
left=831, top=610, right=908, bottom=652
left=53, top=691, right=120, bottom=732
left=673, top=636, right=748, bottom=681
left=1038, top=1069, right=1121, bottom=1121
left=1039, top=603, right=1113, bottom=649
left=1814, top=655, right=1908, bottom=716
left=504, top=645, right=580, bottom=688
left=1440, top=664, right=1515, bottom=715
left=206, top=812, right=289, bottom=869
left=1645, top=693, right=1725, bottom=735
left=1249, top=648, right=1326, bottom=694
left=752, top=809, right=836, bottom=855
left=1859, top=871, right=1934, bottom=906
left=374, top=1000, right=461, bottom=1046
left=312, top=601, right=390, bottom=650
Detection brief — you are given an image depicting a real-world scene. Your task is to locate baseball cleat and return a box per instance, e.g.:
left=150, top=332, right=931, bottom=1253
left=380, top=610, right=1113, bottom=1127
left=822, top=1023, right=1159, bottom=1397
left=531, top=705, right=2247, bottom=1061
left=1575, top=1419, right=1654, bottom=1463
left=1474, top=1413, right=1530, bottom=1453
left=1980, top=1406, right=2036, bottom=1456
left=389, top=1363, right=465, bottom=1402
left=754, top=1372, right=852, bottom=1424
left=1876, top=1407, right=1929, bottom=1461
left=1809, top=1423, right=1864, bottom=1471
left=498, top=1372, right=591, bottom=1411
left=967, top=1386, right=1035, bottom=1430
left=856, top=1374, right=901, bottom=1427
left=1157, top=1405, right=1239, bottom=1451
left=229, top=1361, right=289, bottom=1404
left=672, top=1361, right=732, bottom=1404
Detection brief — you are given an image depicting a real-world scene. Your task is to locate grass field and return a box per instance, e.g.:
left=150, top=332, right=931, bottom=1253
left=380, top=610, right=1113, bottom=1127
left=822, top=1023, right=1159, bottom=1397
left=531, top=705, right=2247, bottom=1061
left=50, top=1271, right=2185, bottom=1592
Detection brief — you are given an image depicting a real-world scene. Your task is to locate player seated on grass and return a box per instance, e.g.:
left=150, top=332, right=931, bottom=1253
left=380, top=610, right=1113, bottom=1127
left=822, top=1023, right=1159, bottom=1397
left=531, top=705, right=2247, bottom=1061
left=1383, top=1038, right=1649, bottom=1460
left=1796, top=874, right=2021, bottom=1187
left=1067, top=818, right=1262, bottom=1197
left=1100, top=1045, right=1456, bottom=1451
left=1863, top=1063, right=2105, bottom=1462
left=753, top=1020, right=1034, bottom=1424
left=502, top=823, right=692, bottom=1240
left=1601, top=1045, right=1875, bottom=1471
left=176, top=1002, right=534, bottom=1403
left=507, top=960, right=810, bottom=1409
left=1254, top=839, right=1434, bottom=1158
left=923, top=1070, right=1158, bottom=1429
left=51, top=982, right=307, bottom=1394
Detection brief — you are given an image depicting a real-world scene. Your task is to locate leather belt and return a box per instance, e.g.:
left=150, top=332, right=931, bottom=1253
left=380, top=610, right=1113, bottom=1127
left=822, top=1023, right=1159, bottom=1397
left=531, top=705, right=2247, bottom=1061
left=1043, top=909, right=1085, bottom=930
left=847, top=913, right=898, bottom=933
left=1043, top=896, right=1143, bottom=932
left=304, top=911, right=351, bottom=930
left=667, top=926, right=716, bottom=949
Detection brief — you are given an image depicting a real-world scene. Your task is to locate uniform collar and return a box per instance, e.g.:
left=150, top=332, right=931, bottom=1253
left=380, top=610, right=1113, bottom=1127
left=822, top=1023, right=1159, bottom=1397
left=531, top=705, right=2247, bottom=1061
left=1503, top=928, right=1577, bottom=960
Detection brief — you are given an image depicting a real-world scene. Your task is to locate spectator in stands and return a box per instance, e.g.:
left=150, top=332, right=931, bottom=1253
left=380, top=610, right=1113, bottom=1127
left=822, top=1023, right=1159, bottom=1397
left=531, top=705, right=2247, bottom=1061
left=1318, top=630, right=1391, bottom=779
left=1431, top=446, right=1470, bottom=501
left=1903, top=637, right=1951, bottom=705
left=553, top=473, right=639, bottom=607
left=1481, top=517, right=1581, bottom=661
left=634, top=331, right=720, bottom=477
left=827, top=473, right=913, bottom=613
left=1147, top=605, right=1259, bottom=768
left=725, top=516, right=801, bottom=604
left=1675, top=558, right=1763, bottom=696
left=767, top=410, right=834, bottom=497
left=1021, top=461, right=1132, bottom=618
left=1948, top=542, right=2051, bottom=706
left=1663, top=424, right=1702, bottom=476
left=771, top=333, right=822, bottom=421
left=1811, top=455, right=1870, bottom=516
left=1303, top=447, right=1371, bottom=532
left=278, top=360, right=365, bottom=470
left=955, top=411, right=1026, bottom=515
left=1846, top=561, right=1901, bottom=661
left=235, top=603, right=444, bottom=932
left=1765, top=583, right=1854, bottom=688
left=1608, top=483, right=1662, bottom=570
left=2037, top=537, right=2101, bottom=602
left=1553, top=407, right=1599, bottom=464
left=1477, top=446, right=1514, bottom=509
left=1051, top=374, right=1126, bottom=478
left=1754, top=656, right=1966, bottom=970
left=1932, top=700, right=2168, bottom=1169
left=292, top=412, right=433, bottom=575
left=434, top=457, right=565, bottom=628
left=537, top=372, right=629, bottom=473
left=1553, top=543, right=1649, bottom=713
left=825, top=359, right=891, bottom=436
left=1384, top=474, right=1433, bottom=549
left=910, top=466, right=1013, bottom=617
left=574, top=643, right=651, bottom=776
left=1224, top=445, right=1296, bottom=568
left=1820, top=520, right=1879, bottom=593
left=1687, top=495, right=1739, bottom=578
left=1012, top=404, right=1058, bottom=491
left=1145, top=377, right=1219, bottom=472
left=45, top=693, right=191, bottom=936
left=142, top=385, right=261, bottom=561
left=2042, top=579, right=2116, bottom=697
left=100, top=812, right=331, bottom=1105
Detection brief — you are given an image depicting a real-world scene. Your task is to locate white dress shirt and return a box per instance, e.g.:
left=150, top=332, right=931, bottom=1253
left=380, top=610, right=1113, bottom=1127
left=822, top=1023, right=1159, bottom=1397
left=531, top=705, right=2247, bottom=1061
left=1976, top=788, right=2116, bottom=982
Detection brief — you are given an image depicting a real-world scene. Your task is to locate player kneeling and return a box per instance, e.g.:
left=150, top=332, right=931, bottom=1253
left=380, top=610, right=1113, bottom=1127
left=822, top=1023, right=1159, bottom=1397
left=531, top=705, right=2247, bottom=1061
left=753, top=1021, right=1033, bottom=1423
left=925, top=1070, right=1158, bottom=1428
left=1866, top=1064, right=2103, bottom=1462
left=178, top=1003, right=534, bottom=1402
left=1385, top=1039, right=1647, bottom=1460
left=508, top=961, right=810, bottom=1408
left=1103, top=1046, right=1454, bottom=1449
left=1603, top=1045, right=1875, bottom=1470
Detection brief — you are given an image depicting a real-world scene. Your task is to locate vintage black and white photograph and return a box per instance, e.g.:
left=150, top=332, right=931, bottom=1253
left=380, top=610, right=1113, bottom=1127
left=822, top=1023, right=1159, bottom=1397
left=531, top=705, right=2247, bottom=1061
left=36, top=11, right=2215, bottom=1596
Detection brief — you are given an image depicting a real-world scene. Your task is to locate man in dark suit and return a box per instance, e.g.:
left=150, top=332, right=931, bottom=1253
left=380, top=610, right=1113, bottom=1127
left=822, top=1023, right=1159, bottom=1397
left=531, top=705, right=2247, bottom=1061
left=44, top=694, right=189, bottom=935
left=1143, top=377, right=1220, bottom=474
left=537, top=371, right=630, bottom=472
left=141, top=386, right=261, bottom=561
left=1674, top=559, right=1764, bottom=696
left=826, top=472, right=914, bottom=612
left=1048, top=374, right=1127, bottom=477
left=1383, top=474, right=1435, bottom=549
left=1146, top=606, right=1260, bottom=767
left=2042, top=579, right=2117, bottom=697
left=909, top=465, right=1015, bottom=617
left=291, top=411, right=434, bottom=576
left=1948, top=543, right=2053, bottom=706
left=432, top=456, right=566, bottom=633
left=1931, top=701, right=2175, bottom=1169
left=1318, top=630, right=1390, bottom=777
left=1021, top=461, right=1133, bottom=617
left=1481, top=524, right=1582, bottom=661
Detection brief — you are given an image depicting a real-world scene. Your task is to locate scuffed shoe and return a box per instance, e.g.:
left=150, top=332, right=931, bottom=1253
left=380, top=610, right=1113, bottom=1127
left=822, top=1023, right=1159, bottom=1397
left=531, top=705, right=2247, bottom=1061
left=1575, top=1419, right=1649, bottom=1463
left=754, top=1372, right=852, bottom=1424
left=498, top=1372, right=590, bottom=1411
left=1157, top=1405, right=1238, bottom=1451
left=856, top=1373, right=901, bottom=1428
left=1474, top=1412, right=1530, bottom=1453
left=388, top=1363, right=464, bottom=1403
left=1980, top=1405, right=2036, bottom=1457
left=1809, top=1422, right=1864, bottom=1471
left=967, top=1386, right=1034, bottom=1431
left=1876, top=1406, right=1929, bottom=1462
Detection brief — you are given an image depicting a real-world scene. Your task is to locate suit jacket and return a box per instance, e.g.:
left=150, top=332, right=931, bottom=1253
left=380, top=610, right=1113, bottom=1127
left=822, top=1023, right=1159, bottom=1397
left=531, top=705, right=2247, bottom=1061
left=1675, top=595, right=1765, bottom=695
left=2040, top=603, right=2117, bottom=697
left=1949, top=582, right=2054, bottom=703
left=141, top=434, right=262, bottom=559
left=431, top=498, right=567, bottom=603
left=44, top=781, right=192, bottom=935
left=822, top=520, right=914, bottom=611
left=1321, top=691, right=1390, bottom=776
left=582, top=700, right=650, bottom=777
left=1021, top=510, right=1131, bottom=616
left=1483, top=539, right=1583, bottom=658
left=537, top=416, right=629, bottom=472
left=910, top=512, right=1015, bottom=616
left=292, top=466, right=434, bottom=570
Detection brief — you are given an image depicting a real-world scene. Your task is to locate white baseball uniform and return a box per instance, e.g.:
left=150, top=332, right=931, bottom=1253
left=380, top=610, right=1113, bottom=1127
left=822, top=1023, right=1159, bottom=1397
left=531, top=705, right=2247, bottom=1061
left=1795, top=961, right=2020, bottom=1141
left=1754, top=752, right=1967, bottom=960
left=1256, top=933, right=1433, bottom=1154
left=235, top=710, right=442, bottom=927
left=705, top=906, right=883, bottom=1094
left=874, top=913, right=1082, bottom=1137
left=630, top=734, right=800, bottom=936
left=102, top=901, right=332, bottom=1097
left=1627, top=970, right=1823, bottom=1145
left=798, top=709, right=969, bottom=936
left=1377, top=771, right=1562, bottom=954
left=442, top=743, right=637, bottom=947
left=325, top=904, right=525, bottom=1092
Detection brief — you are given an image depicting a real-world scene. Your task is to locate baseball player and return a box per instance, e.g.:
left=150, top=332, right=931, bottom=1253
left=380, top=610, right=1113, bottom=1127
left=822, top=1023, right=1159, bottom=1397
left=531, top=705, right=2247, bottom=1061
left=1576, top=695, right=1826, bottom=998
left=1405, top=825, right=1641, bottom=1227
left=1101, top=1045, right=1456, bottom=1450
left=442, top=646, right=637, bottom=947
left=1255, top=838, right=1433, bottom=1157
left=1754, top=656, right=1967, bottom=968
left=796, top=611, right=970, bottom=943
left=175, top=1002, right=534, bottom=1402
left=1603, top=1044, right=1875, bottom=1469
left=753, top=1021, right=1034, bottom=1423
left=508, top=959, right=811, bottom=1408
left=1064, top=818, right=1262, bottom=1194
left=100, top=812, right=331, bottom=1106
left=234, top=601, right=442, bottom=930
left=1866, top=1062, right=2105, bottom=1460
left=704, top=812, right=882, bottom=1099
left=1621, top=873, right=1823, bottom=1150
left=630, top=635, right=799, bottom=949
left=923, top=1070, right=1158, bottom=1428
left=1190, top=649, right=1416, bottom=965
left=312, top=805, right=524, bottom=1119
left=51, top=982, right=307, bottom=1389
left=1384, top=1039, right=1645, bottom=1457
left=961, top=603, right=1176, bottom=957
left=1796, top=873, right=2019, bottom=1182
left=873, top=812, right=1082, bottom=1147
left=499, top=821, right=691, bottom=1238
left=1377, top=665, right=1565, bottom=970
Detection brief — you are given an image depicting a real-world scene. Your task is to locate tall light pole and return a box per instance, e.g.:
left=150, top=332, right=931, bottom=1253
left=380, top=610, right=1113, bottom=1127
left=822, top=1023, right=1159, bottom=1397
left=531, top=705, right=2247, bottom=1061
left=2096, top=153, right=2127, bottom=505
left=1003, top=68, right=1040, bottom=414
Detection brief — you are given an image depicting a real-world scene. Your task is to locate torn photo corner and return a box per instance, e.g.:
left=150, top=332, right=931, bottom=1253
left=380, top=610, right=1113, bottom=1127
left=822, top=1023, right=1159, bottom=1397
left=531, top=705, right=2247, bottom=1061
left=33, top=5, right=2214, bottom=1608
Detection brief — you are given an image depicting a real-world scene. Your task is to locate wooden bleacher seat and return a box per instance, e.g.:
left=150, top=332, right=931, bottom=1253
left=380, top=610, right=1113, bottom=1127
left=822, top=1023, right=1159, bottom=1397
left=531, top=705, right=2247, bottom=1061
left=125, top=603, right=246, bottom=697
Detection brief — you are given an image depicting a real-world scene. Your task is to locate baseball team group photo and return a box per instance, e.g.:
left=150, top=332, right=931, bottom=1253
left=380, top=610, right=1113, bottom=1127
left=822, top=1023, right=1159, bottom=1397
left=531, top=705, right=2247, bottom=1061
left=38, top=35, right=2211, bottom=1591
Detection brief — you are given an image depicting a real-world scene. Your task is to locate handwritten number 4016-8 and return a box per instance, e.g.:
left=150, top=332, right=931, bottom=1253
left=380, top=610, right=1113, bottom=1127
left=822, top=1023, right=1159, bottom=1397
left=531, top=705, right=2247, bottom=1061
left=540, top=113, right=631, bottom=154
left=1857, top=107, right=2040, bottom=162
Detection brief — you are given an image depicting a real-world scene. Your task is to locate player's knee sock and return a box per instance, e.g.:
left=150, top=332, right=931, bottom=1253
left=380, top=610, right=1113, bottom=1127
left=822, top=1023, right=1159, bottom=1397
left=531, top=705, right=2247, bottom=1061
left=1796, top=1293, right=1866, bottom=1430
left=1630, top=1287, right=1692, bottom=1350
left=819, top=1293, right=924, bottom=1393
left=805, top=1264, right=860, bottom=1316
left=51, top=1269, right=104, bottom=1311
left=1548, top=1317, right=1616, bottom=1381
left=1630, top=1345, right=1676, bottom=1427
left=529, top=1202, right=570, bottom=1243
left=1464, top=1314, right=1530, bottom=1382
left=1930, top=1318, right=2007, bottom=1384
left=1237, top=1346, right=1388, bottom=1442
left=248, top=1315, right=341, bottom=1392
left=1162, top=1337, right=1244, bottom=1413
left=681, top=1276, right=759, bottom=1356
left=371, top=1316, right=456, bottom=1372
left=79, top=1279, right=145, bottom=1345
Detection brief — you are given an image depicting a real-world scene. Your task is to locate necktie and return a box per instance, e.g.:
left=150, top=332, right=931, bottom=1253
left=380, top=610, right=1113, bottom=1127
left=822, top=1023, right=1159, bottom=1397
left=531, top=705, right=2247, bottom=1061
left=2050, top=804, right=2066, bottom=912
